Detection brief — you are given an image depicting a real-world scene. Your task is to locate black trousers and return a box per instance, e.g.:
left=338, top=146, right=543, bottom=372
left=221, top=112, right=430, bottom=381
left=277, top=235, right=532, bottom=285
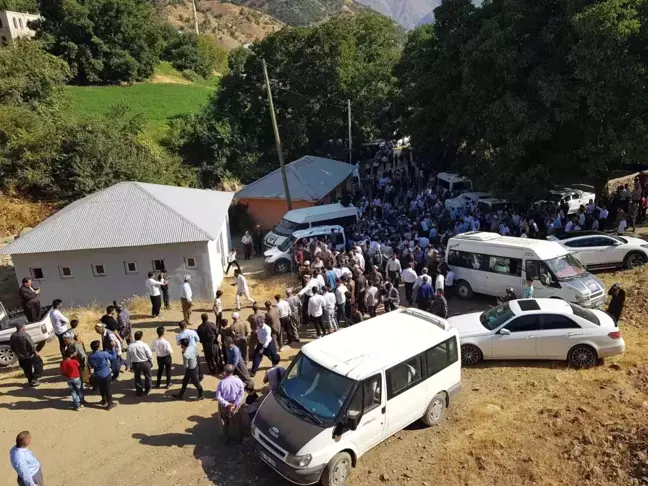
left=404, top=282, right=414, bottom=304
left=179, top=367, right=203, bottom=398
left=203, top=340, right=223, bottom=375
left=244, top=243, right=252, bottom=260
left=254, top=241, right=263, bottom=256
left=225, top=261, right=241, bottom=274
left=132, top=361, right=152, bottom=396
left=18, top=355, right=43, bottom=384
left=95, top=375, right=113, bottom=405
left=311, top=315, right=324, bottom=337
left=161, top=288, right=170, bottom=309
left=150, top=295, right=162, bottom=317
left=156, top=355, right=172, bottom=387
left=56, top=332, right=67, bottom=357
left=388, top=271, right=400, bottom=289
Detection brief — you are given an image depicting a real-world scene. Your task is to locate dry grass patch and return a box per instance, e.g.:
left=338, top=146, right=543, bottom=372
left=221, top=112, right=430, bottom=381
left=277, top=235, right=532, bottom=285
left=0, top=195, right=57, bottom=237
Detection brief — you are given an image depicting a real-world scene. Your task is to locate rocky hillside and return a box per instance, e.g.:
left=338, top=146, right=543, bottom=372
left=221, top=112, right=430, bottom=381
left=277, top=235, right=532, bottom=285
left=355, top=0, right=439, bottom=29
left=224, top=0, right=365, bottom=26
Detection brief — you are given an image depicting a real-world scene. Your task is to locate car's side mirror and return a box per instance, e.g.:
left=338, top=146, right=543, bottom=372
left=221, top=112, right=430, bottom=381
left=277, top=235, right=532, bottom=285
left=347, top=414, right=360, bottom=431
left=499, top=328, right=512, bottom=336
left=541, top=275, right=551, bottom=286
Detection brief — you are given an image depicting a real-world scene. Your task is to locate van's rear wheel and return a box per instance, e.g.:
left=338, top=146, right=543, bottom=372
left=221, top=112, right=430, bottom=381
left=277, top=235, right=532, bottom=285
left=421, top=392, right=447, bottom=426
left=321, top=451, right=352, bottom=486
left=0, top=344, right=17, bottom=367
left=456, top=280, right=474, bottom=299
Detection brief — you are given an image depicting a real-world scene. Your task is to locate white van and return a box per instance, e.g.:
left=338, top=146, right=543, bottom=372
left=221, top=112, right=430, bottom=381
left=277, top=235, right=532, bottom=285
left=446, top=232, right=606, bottom=308
left=444, top=192, right=492, bottom=212
left=476, top=198, right=513, bottom=214
left=264, top=204, right=359, bottom=250
left=252, top=308, right=461, bottom=486
left=264, top=225, right=347, bottom=275
left=435, top=172, right=473, bottom=195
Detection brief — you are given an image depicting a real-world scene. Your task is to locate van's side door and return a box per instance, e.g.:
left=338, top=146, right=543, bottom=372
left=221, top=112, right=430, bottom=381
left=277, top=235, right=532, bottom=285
left=346, top=373, right=386, bottom=455
left=385, top=354, right=426, bottom=436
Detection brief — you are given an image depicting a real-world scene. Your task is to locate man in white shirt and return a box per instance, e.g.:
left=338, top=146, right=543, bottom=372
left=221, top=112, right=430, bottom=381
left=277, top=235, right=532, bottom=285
left=50, top=299, right=69, bottom=357
left=274, top=294, right=296, bottom=344
left=412, top=267, right=429, bottom=297
left=151, top=326, right=173, bottom=388
left=145, top=272, right=163, bottom=317
left=445, top=269, right=455, bottom=298
left=250, top=320, right=277, bottom=376
left=307, top=288, right=325, bottom=337
left=618, top=217, right=628, bottom=235
left=232, top=269, right=255, bottom=310
left=401, top=262, right=418, bottom=305
left=435, top=272, right=445, bottom=293
left=385, top=254, right=402, bottom=289
left=322, top=287, right=338, bottom=333
left=241, top=231, right=253, bottom=260
left=225, top=249, right=241, bottom=275
left=181, top=275, right=193, bottom=323
left=355, top=249, right=365, bottom=272
left=599, top=206, right=609, bottom=231
left=335, top=280, right=348, bottom=326
left=126, top=331, right=153, bottom=397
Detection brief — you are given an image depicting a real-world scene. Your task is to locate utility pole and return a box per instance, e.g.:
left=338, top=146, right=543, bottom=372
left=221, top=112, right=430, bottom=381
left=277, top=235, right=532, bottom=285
left=262, top=59, right=292, bottom=210
left=191, top=0, right=199, bottom=35
left=347, top=99, right=352, bottom=165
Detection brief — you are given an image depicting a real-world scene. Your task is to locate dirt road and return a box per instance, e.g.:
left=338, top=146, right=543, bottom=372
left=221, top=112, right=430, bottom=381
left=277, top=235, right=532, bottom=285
left=1, top=263, right=647, bottom=486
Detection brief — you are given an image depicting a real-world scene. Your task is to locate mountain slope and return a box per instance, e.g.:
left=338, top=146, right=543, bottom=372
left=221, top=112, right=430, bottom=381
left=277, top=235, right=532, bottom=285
left=224, top=0, right=365, bottom=26
left=354, top=0, right=440, bottom=29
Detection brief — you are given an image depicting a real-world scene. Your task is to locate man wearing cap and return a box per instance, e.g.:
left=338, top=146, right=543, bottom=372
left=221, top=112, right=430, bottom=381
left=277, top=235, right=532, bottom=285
left=181, top=275, right=193, bottom=323
left=10, top=322, right=43, bottom=387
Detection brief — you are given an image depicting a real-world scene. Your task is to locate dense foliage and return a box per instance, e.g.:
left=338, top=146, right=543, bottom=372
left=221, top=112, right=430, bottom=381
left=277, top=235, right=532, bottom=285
left=396, top=0, right=648, bottom=199
left=169, top=12, right=404, bottom=187
left=0, top=40, right=195, bottom=201
left=161, top=28, right=228, bottom=78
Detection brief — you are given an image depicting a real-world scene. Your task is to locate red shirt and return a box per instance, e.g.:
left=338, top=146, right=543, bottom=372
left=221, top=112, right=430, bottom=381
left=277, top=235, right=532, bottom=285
left=60, top=358, right=80, bottom=379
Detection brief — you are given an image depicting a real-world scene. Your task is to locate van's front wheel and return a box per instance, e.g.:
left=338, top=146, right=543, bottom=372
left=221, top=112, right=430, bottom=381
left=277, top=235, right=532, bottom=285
left=321, top=451, right=352, bottom=486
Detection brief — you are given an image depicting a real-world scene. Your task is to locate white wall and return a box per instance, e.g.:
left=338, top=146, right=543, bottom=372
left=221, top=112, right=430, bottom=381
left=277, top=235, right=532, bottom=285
left=10, top=241, right=214, bottom=308
left=0, top=11, right=39, bottom=47
left=207, top=217, right=232, bottom=296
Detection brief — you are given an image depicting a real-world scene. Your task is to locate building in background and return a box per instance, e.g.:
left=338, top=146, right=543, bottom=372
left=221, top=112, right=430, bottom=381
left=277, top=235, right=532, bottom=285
left=235, top=155, right=354, bottom=229
left=0, top=182, right=233, bottom=306
left=0, top=10, right=39, bottom=47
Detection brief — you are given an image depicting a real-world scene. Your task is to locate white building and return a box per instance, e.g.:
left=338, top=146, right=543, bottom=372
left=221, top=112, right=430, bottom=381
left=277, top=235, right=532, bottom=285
left=0, top=11, right=39, bottom=47
left=0, top=182, right=234, bottom=307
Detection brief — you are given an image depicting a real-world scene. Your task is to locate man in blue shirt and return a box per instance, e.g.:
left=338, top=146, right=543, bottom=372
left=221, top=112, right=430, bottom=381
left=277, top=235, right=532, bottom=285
left=224, top=337, right=251, bottom=384
left=88, top=340, right=118, bottom=410
left=176, top=320, right=203, bottom=380
left=10, top=431, right=43, bottom=486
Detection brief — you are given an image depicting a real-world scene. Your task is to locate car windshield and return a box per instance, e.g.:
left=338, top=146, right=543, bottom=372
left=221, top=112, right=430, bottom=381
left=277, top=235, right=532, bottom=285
left=274, top=218, right=299, bottom=237
left=569, top=303, right=600, bottom=325
left=453, top=181, right=472, bottom=193
left=278, top=353, right=355, bottom=425
left=479, top=303, right=515, bottom=330
left=548, top=193, right=563, bottom=202
left=278, top=238, right=292, bottom=252
left=545, top=254, right=586, bottom=280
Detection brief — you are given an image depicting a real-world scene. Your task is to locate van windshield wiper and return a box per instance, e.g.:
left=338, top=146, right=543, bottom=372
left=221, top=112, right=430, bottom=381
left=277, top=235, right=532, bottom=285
left=288, top=397, right=323, bottom=425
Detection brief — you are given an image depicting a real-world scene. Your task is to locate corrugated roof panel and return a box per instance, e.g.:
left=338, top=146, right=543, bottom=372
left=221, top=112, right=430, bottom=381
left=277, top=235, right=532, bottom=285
left=1, top=182, right=234, bottom=255
left=235, top=155, right=354, bottom=201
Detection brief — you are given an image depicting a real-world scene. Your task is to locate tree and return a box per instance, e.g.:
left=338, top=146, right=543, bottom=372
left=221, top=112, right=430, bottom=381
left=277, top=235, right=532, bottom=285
left=35, top=0, right=163, bottom=84
left=173, top=12, right=405, bottom=186
left=0, top=0, right=38, bottom=12
left=162, top=30, right=226, bottom=78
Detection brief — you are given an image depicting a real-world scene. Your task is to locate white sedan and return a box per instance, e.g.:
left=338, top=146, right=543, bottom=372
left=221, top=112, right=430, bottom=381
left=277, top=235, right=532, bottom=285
left=448, top=298, right=624, bottom=368
left=548, top=231, right=648, bottom=270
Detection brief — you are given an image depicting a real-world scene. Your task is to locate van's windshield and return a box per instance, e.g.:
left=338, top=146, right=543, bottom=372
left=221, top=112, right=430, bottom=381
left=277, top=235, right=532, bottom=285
left=274, top=218, right=299, bottom=237
left=278, top=238, right=292, bottom=252
left=277, top=353, right=355, bottom=426
left=453, top=181, right=472, bottom=193
left=545, top=254, right=586, bottom=280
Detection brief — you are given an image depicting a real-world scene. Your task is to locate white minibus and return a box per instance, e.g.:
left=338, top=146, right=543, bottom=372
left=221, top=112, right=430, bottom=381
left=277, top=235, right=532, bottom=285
left=435, top=172, right=473, bottom=195
left=264, top=203, right=359, bottom=250
left=446, top=232, right=606, bottom=308
left=252, top=308, right=461, bottom=486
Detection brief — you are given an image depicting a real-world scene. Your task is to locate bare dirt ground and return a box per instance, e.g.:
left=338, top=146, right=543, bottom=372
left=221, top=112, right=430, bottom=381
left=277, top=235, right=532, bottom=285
left=2, top=259, right=648, bottom=486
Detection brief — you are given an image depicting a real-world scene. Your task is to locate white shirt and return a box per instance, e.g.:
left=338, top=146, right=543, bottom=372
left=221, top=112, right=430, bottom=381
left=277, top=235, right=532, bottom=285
left=50, top=309, right=69, bottom=335
left=181, top=282, right=192, bottom=302
left=618, top=219, right=627, bottom=234
left=151, top=338, right=173, bottom=357
left=435, top=274, right=445, bottom=291
left=126, top=340, right=153, bottom=365
left=335, top=284, right=348, bottom=305
left=242, top=234, right=252, bottom=244
left=600, top=208, right=609, bottom=219
left=227, top=252, right=237, bottom=263
left=257, top=323, right=272, bottom=348
left=401, top=267, right=418, bottom=284
left=386, top=258, right=402, bottom=273
left=445, top=270, right=455, bottom=287
left=308, top=294, right=324, bottom=317
left=276, top=300, right=291, bottom=318
left=322, top=292, right=337, bottom=313
left=146, top=278, right=162, bottom=297
left=355, top=252, right=365, bottom=270
left=236, top=274, right=248, bottom=292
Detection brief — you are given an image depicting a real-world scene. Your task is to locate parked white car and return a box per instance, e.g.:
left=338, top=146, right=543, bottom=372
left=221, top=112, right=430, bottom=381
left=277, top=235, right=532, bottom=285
left=548, top=231, right=648, bottom=270
left=538, top=187, right=596, bottom=214
left=0, top=301, right=54, bottom=366
left=444, top=192, right=491, bottom=213
left=449, top=298, right=624, bottom=368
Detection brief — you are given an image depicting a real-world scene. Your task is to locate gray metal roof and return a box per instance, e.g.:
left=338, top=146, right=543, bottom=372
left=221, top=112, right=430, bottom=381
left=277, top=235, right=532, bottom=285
left=235, top=155, right=354, bottom=201
left=1, top=182, right=234, bottom=255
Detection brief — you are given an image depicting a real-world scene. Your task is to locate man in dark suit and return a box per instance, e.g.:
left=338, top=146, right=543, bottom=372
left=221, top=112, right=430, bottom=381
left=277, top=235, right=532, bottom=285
left=18, top=278, right=41, bottom=323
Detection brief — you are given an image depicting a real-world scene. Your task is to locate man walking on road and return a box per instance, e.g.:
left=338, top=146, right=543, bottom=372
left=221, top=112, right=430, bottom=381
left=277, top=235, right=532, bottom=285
left=10, top=431, right=43, bottom=486
left=127, top=331, right=153, bottom=397
left=181, top=275, right=193, bottom=323
left=145, top=272, right=163, bottom=318
left=49, top=299, right=70, bottom=357
left=233, top=269, right=255, bottom=310
left=9, top=322, right=43, bottom=387
left=173, top=338, right=204, bottom=401
left=242, top=231, right=253, bottom=260
left=197, top=313, right=222, bottom=376
left=151, top=327, right=173, bottom=389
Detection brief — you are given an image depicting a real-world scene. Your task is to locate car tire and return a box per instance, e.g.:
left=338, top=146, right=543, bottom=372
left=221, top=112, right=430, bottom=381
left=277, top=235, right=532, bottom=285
left=421, top=392, right=447, bottom=426
left=456, top=280, right=474, bottom=299
left=568, top=344, right=598, bottom=368
left=624, top=251, right=648, bottom=269
left=461, top=344, right=483, bottom=366
left=0, top=344, right=17, bottom=367
left=274, top=260, right=290, bottom=274
left=321, top=451, right=353, bottom=486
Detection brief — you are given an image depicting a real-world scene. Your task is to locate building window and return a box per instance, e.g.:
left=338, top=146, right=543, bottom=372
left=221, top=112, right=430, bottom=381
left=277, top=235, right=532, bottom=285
left=124, top=261, right=138, bottom=274
left=18, top=18, right=23, bottom=29
left=152, top=259, right=165, bottom=272
left=92, top=264, right=107, bottom=277
left=30, top=268, right=44, bottom=280
left=13, top=18, right=18, bottom=29
left=184, top=257, right=197, bottom=270
left=58, top=266, right=73, bottom=279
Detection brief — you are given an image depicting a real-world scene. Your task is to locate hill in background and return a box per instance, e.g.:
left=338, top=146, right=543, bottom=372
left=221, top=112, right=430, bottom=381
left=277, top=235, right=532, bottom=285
left=223, top=0, right=365, bottom=26
left=356, top=0, right=439, bottom=29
